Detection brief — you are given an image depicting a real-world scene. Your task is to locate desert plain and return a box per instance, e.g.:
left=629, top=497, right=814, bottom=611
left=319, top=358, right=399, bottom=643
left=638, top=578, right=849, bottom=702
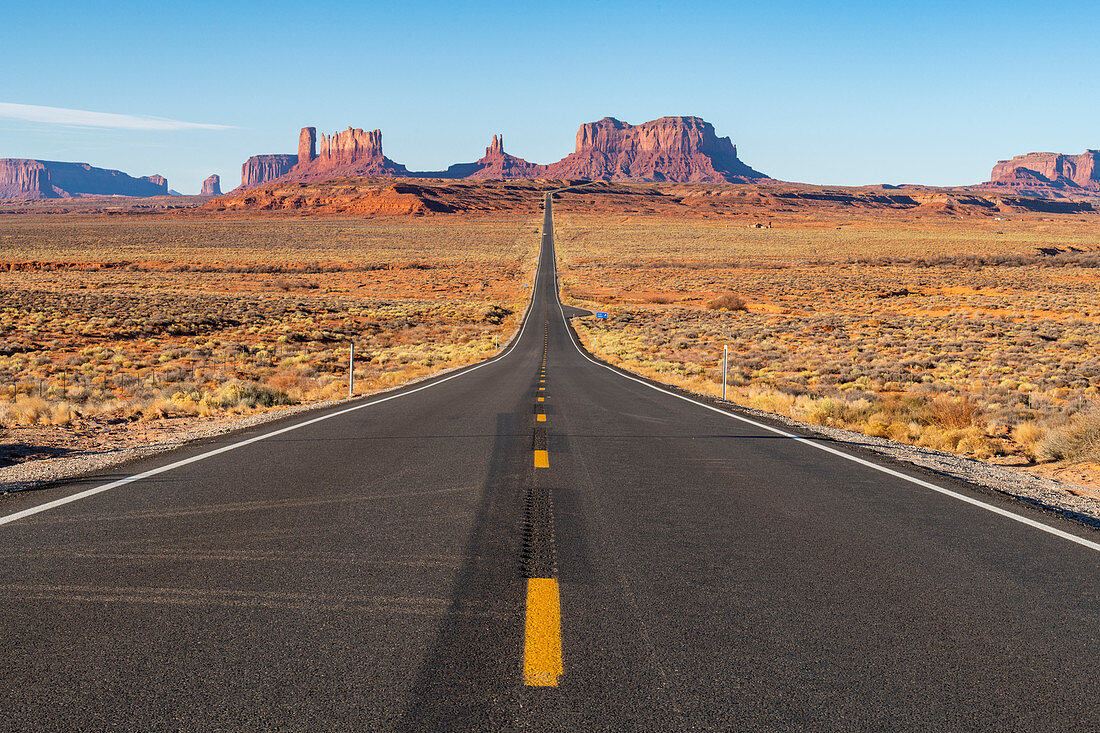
left=1, top=179, right=1099, bottom=497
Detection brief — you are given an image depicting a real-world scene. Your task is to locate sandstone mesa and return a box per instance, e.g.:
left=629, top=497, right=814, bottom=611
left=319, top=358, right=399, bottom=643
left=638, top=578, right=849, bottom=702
left=4, top=116, right=1100, bottom=202
left=985, top=150, right=1100, bottom=198
left=0, top=159, right=169, bottom=200
left=235, top=116, right=770, bottom=189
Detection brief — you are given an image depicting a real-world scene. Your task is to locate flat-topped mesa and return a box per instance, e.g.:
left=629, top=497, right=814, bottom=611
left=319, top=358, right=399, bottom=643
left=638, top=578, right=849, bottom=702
left=0, top=159, right=170, bottom=200
left=574, top=116, right=735, bottom=155
left=990, top=150, right=1100, bottom=190
left=240, top=154, right=297, bottom=189
left=548, top=116, right=768, bottom=183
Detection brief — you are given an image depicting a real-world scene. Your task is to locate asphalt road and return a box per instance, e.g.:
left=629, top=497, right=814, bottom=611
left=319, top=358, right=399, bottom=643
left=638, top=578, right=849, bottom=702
left=2, top=194, right=1100, bottom=730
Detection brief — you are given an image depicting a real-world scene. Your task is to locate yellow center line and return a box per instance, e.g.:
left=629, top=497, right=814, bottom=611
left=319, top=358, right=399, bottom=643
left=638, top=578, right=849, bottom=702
left=538, top=397, right=545, bottom=402
left=524, top=578, right=562, bottom=686
left=536, top=414, right=546, bottom=422
left=534, top=450, right=549, bottom=468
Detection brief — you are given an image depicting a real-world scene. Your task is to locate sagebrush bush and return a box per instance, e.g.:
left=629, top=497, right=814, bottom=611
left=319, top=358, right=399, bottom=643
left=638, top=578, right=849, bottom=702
left=706, top=293, right=747, bottom=311
left=223, top=384, right=296, bottom=409
left=1011, top=422, right=1046, bottom=460
left=1037, top=408, right=1100, bottom=463
left=929, top=395, right=983, bottom=429
left=1, top=396, right=51, bottom=427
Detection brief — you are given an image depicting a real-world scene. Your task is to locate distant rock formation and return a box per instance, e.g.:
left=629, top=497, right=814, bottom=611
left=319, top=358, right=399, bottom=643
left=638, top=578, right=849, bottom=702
left=201, top=174, right=222, bottom=196
left=545, top=116, right=766, bottom=183
left=456, top=135, right=548, bottom=179
left=240, top=154, right=298, bottom=188
left=989, top=151, right=1100, bottom=194
left=236, top=116, right=769, bottom=188
left=0, top=159, right=169, bottom=200
left=287, top=126, right=409, bottom=180
left=298, top=127, right=317, bottom=164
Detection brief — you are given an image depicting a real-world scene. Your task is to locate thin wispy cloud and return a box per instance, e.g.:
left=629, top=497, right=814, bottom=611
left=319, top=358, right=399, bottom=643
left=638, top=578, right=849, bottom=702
left=0, top=102, right=235, bottom=131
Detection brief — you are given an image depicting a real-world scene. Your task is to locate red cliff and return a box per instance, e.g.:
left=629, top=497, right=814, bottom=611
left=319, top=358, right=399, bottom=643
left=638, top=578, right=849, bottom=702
left=546, top=116, right=767, bottom=183
left=0, top=160, right=52, bottom=199
left=287, top=126, right=408, bottom=180
left=990, top=150, right=1100, bottom=192
left=0, top=159, right=169, bottom=200
left=240, top=154, right=298, bottom=189
left=235, top=116, right=769, bottom=186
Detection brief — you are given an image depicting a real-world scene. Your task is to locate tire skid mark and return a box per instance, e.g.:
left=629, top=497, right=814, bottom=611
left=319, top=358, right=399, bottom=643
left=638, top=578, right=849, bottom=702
left=0, top=548, right=464, bottom=567
left=0, top=582, right=508, bottom=617
left=19, top=486, right=473, bottom=525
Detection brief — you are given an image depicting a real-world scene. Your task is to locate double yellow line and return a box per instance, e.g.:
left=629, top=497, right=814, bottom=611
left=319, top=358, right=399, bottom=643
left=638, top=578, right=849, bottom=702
left=525, top=321, right=561, bottom=686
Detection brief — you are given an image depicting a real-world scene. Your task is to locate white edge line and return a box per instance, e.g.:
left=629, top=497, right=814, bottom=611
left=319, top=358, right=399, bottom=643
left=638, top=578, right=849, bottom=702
left=0, top=210, right=551, bottom=527
left=549, top=222, right=1100, bottom=555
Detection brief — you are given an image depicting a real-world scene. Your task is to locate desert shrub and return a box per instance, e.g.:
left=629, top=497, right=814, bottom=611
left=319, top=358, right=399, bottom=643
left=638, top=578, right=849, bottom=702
left=1037, top=407, right=1100, bottom=463
left=706, top=293, right=747, bottom=311
left=131, top=397, right=181, bottom=420
left=1, top=396, right=51, bottom=426
left=929, top=395, right=983, bottom=429
left=1011, top=422, right=1046, bottom=460
left=49, top=403, right=76, bottom=426
left=918, top=425, right=992, bottom=456
left=241, top=384, right=295, bottom=408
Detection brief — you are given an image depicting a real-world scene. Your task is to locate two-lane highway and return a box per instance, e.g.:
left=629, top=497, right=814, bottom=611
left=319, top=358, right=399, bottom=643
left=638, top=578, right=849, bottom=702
left=2, top=193, right=1100, bottom=730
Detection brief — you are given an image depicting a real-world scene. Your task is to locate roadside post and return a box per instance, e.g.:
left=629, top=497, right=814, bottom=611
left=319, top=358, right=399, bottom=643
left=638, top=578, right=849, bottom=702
left=722, top=345, right=728, bottom=401
left=349, top=342, right=355, bottom=398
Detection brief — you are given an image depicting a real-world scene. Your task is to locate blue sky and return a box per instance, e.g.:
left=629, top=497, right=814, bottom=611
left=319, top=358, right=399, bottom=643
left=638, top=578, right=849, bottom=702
left=2, top=0, right=1097, bottom=193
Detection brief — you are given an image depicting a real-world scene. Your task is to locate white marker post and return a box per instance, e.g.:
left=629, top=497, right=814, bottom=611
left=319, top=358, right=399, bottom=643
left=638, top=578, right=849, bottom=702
left=349, top=342, right=355, bottom=398
left=722, top=345, right=728, bottom=401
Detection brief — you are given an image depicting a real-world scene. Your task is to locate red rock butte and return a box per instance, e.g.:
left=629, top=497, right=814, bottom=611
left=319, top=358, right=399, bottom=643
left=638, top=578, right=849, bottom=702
left=200, top=174, right=222, bottom=197
left=234, top=116, right=771, bottom=190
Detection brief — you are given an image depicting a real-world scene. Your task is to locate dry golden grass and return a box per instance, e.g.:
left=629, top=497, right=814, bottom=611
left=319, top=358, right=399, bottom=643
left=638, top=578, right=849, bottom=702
left=0, top=213, right=540, bottom=466
left=553, top=205, right=1100, bottom=476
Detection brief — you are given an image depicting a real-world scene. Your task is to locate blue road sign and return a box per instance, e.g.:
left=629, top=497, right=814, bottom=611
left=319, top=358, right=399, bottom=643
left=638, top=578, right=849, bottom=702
left=596, top=312, right=609, bottom=319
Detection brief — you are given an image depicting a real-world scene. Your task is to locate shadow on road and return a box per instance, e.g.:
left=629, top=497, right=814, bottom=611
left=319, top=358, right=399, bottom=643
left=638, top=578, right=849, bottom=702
left=397, top=412, right=526, bottom=730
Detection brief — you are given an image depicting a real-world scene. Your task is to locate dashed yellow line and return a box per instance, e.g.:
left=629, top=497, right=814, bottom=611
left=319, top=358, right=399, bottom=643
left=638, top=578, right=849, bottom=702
left=524, top=578, right=562, bottom=686
left=538, top=397, right=545, bottom=402
left=534, top=450, right=549, bottom=468
left=536, top=414, right=546, bottom=422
